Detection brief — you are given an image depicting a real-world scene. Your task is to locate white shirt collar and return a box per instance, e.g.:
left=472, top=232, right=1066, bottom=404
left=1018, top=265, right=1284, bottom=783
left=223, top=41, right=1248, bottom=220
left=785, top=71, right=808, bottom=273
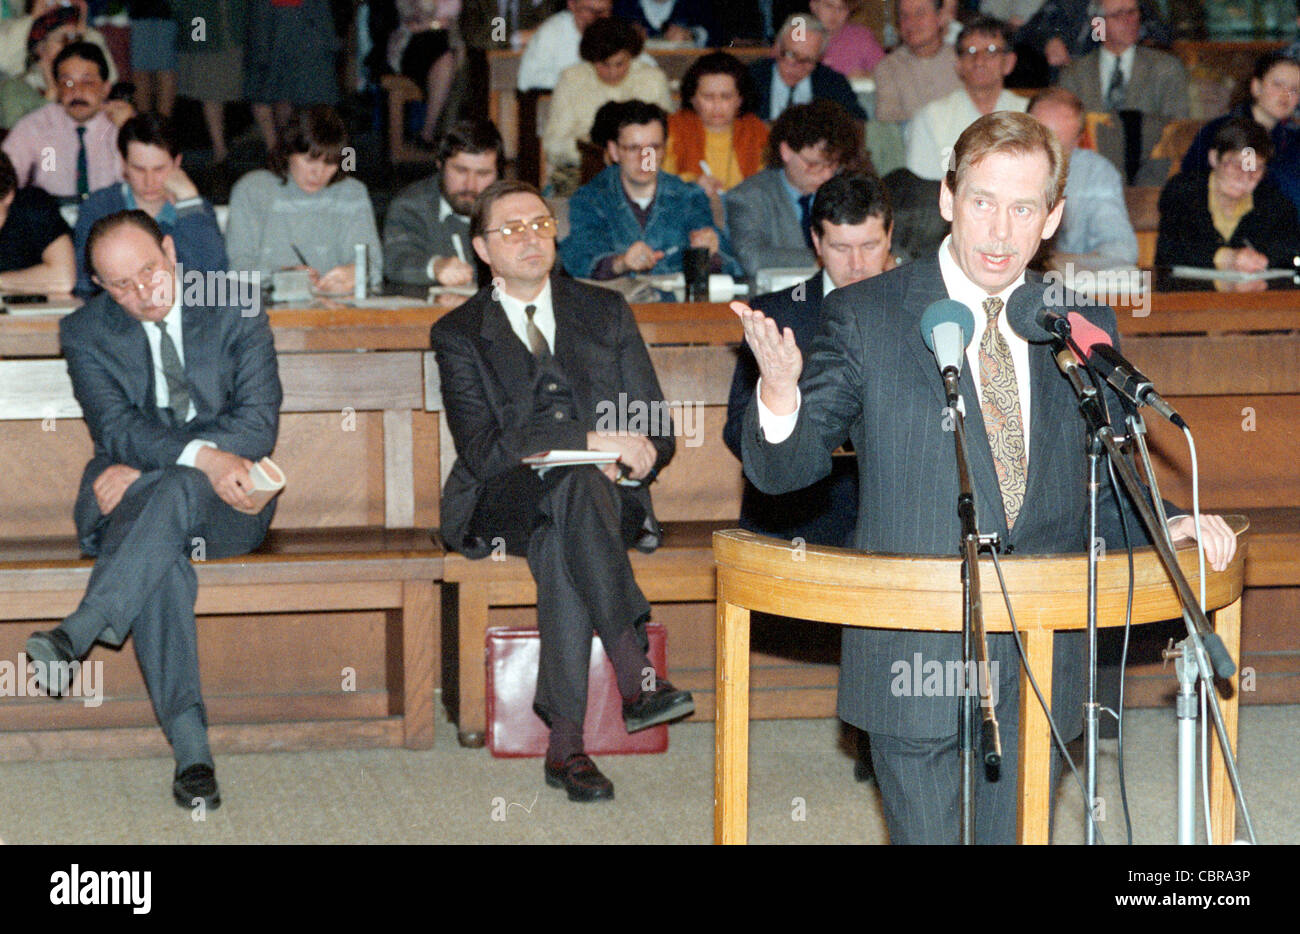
left=438, top=195, right=458, bottom=223
left=821, top=269, right=836, bottom=297
left=497, top=278, right=556, bottom=354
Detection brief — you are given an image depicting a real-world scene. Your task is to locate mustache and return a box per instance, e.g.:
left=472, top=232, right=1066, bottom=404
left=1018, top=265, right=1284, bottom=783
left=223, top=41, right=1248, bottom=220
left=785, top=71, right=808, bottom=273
left=974, top=243, right=1019, bottom=255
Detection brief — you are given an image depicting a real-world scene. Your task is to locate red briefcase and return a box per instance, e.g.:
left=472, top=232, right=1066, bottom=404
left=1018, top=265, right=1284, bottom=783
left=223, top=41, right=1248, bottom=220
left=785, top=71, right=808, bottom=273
left=486, top=624, right=669, bottom=757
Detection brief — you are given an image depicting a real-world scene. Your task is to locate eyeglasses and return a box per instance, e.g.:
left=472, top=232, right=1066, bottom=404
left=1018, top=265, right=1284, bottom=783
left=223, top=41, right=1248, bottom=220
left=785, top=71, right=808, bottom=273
left=59, top=75, right=102, bottom=91
left=616, top=142, right=665, bottom=154
left=792, top=148, right=839, bottom=174
left=481, top=216, right=558, bottom=241
left=779, top=47, right=819, bottom=68
left=98, top=261, right=163, bottom=296
left=958, top=43, right=1008, bottom=58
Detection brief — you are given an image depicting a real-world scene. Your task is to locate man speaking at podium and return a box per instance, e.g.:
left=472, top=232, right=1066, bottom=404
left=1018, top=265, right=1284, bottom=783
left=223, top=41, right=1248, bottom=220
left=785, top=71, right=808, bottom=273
left=733, top=111, right=1238, bottom=844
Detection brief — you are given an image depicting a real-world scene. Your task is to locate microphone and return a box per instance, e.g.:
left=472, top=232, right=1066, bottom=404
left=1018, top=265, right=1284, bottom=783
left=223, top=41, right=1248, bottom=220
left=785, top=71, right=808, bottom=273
left=1006, top=281, right=1071, bottom=343
left=1066, top=312, right=1186, bottom=428
left=920, top=299, right=975, bottom=404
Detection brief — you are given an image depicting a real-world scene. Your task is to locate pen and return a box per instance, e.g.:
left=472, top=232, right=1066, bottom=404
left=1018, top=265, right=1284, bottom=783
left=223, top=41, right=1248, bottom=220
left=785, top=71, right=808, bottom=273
left=451, top=233, right=467, bottom=263
left=291, top=244, right=311, bottom=268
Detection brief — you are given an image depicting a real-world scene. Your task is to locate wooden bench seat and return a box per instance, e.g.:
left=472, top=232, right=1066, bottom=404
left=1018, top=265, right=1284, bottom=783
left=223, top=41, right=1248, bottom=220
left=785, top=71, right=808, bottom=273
left=1240, top=506, right=1300, bottom=588
left=442, top=519, right=730, bottom=747
left=0, top=351, right=444, bottom=761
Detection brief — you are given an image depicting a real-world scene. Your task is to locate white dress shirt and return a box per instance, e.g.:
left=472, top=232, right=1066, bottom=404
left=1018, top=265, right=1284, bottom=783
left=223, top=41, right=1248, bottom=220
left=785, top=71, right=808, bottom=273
left=497, top=278, right=557, bottom=354
left=142, top=298, right=214, bottom=467
left=758, top=237, right=1032, bottom=461
left=1099, top=45, right=1136, bottom=104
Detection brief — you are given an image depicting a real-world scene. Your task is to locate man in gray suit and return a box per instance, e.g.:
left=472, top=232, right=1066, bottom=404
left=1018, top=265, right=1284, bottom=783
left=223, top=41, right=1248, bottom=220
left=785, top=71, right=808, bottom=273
left=724, top=99, right=863, bottom=282
left=26, top=210, right=281, bottom=810
left=734, top=112, right=1236, bottom=843
left=382, top=119, right=502, bottom=288
left=1057, top=0, right=1189, bottom=184
left=432, top=180, right=693, bottom=803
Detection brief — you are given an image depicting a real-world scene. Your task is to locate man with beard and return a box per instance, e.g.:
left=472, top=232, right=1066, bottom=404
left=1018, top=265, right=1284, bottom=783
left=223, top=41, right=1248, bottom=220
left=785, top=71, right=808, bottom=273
left=382, top=118, right=502, bottom=288
left=2, top=41, right=132, bottom=201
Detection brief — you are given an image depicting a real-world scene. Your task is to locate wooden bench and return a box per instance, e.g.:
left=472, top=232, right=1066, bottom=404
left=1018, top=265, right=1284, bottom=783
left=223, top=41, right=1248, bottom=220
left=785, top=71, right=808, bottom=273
left=431, top=342, right=746, bottom=746
left=0, top=350, right=443, bottom=760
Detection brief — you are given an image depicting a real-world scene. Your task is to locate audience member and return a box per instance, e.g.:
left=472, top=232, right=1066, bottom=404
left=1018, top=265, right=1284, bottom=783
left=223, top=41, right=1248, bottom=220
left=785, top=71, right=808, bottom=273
left=0, top=150, right=74, bottom=293
left=432, top=178, right=693, bottom=803
left=724, top=172, right=893, bottom=545
left=712, top=0, right=808, bottom=47
left=905, top=17, right=1026, bottom=182
left=388, top=0, right=461, bottom=146
left=2, top=41, right=131, bottom=200
left=1028, top=87, right=1136, bottom=271
left=74, top=112, right=227, bottom=297
left=226, top=105, right=382, bottom=294
left=613, top=0, right=712, bottom=45
left=811, top=0, right=883, bottom=76
left=561, top=100, right=742, bottom=281
left=129, top=0, right=178, bottom=116
left=1057, top=0, right=1187, bottom=183
left=0, top=0, right=117, bottom=82
left=384, top=117, right=501, bottom=286
left=750, top=13, right=867, bottom=122
left=872, top=0, right=961, bottom=124
left=663, top=51, right=768, bottom=223
left=460, top=0, right=558, bottom=113
left=516, top=0, right=612, bottom=92
left=1156, top=117, right=1300, bottom=291
left=542, top=16, right=672, bottom=196
left=724, top=98, right=862, bottom=280
left=244, top=0, right=341, bottom=151
left=1016, top=0, right=1170, bottom=76
left=0, top=5, right=85, bottom=129
left=1182, top=51, right=1300, bottom=210
left=172, top=0, right=244, bottom=164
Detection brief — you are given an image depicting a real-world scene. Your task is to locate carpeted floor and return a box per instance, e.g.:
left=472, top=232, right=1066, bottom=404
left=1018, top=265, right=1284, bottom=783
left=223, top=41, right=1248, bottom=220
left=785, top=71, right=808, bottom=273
left=0, top=703, right=1293, bottom=844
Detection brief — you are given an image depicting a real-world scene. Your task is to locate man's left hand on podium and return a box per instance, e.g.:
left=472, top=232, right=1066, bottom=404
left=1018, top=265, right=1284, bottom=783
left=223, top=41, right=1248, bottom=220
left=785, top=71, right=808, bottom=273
left=1168, top=513, right=1238, bottom=572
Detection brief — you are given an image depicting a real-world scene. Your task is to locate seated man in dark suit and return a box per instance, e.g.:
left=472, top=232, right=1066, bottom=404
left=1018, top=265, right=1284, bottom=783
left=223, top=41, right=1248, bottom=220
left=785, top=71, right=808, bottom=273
left=751, top=13, right=867, bottom=123
left=724, top=172, right=894, bottom=545
left=382, top=118, right=502, bottom=289
left=724, top=99, right=863, bottom=281
left=26, top=210, right=281, bottom=810
left=431, top=179, right=694, bottom=803
left=0, top=151, right=76, bottom=293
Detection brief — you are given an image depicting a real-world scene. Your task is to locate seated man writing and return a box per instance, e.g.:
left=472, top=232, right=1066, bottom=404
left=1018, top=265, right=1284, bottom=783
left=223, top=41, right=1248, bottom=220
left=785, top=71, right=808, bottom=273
left=559, top=99, right=742, bottom=284
left=432, top=180, right=694, bottom=803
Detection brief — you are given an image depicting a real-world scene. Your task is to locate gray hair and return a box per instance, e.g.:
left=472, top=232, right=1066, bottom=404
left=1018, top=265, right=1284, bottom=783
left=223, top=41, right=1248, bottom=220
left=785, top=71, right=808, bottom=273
left=777, top=14, right=830, bottom=53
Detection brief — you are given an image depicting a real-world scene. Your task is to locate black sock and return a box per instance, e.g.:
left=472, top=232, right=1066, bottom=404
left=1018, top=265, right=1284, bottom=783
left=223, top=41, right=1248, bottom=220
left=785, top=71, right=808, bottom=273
left=606, top=626, right=652, bottom=703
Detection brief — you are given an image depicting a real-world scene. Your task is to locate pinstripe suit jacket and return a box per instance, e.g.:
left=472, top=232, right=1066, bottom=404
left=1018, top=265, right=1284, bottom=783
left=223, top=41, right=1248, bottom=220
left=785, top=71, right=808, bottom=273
left=742, top=255, right=1146, bottom=738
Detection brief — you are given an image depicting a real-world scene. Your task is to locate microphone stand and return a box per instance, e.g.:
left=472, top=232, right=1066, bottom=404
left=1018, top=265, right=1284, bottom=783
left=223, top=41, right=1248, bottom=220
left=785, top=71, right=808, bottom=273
left=1053, top=344, right=1256, bottom=844
left=940, top=366, right=1002, bottom=845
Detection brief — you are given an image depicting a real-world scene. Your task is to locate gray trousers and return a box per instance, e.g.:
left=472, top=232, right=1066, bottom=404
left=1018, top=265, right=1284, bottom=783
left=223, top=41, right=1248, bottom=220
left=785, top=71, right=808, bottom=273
left=74, top=466, right=273, bottom=747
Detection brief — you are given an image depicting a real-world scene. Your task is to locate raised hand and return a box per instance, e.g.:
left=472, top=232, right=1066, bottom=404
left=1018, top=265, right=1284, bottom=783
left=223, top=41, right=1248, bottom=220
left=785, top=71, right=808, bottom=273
left=731, top=300, right=802, bottom=415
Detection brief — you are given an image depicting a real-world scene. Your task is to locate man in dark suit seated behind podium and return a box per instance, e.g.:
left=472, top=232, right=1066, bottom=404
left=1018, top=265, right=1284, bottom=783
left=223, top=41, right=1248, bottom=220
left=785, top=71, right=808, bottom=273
left=431, top=180, right=694, bottom=803
left=734, top=112, right=1238, bottom=844
left=26, top=210, right=281, bottom=811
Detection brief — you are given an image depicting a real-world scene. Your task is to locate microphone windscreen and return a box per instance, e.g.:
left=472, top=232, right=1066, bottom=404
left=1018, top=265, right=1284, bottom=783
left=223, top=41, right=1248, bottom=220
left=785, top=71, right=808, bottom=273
left=920, top=299, right=975, bottom=353
left=1066, top=311, right=1113, bottom=356
left=1005, top=282, right=1056, bottom=343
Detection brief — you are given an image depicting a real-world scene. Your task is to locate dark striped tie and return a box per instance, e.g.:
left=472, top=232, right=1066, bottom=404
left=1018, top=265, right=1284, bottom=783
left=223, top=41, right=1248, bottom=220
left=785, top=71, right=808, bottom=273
left=155, top=322, right=190, bottom=425
left=524, top=304, right=549, bottom=358
left=978, top=297, right=1027, bottom=527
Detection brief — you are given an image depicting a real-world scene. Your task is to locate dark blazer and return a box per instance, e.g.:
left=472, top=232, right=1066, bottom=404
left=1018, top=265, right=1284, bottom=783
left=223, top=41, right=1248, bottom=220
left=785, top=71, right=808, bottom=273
left=741, top=256, right=1155, bottom=738
left=59, top=290, right=282, bottom=556
left=431, top=275, right=675, bottom=555
left=749, top=58, right=868, bottom=123
left=1155, top=171, right=1300, bottom=289
left=723, top=274, right=856, bottom=545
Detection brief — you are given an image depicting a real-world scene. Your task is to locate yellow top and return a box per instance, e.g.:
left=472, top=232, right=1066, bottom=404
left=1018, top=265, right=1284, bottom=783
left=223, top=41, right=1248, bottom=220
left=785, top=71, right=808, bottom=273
left=665, top=126, right=744, bottom=189
left=1208, top=175, right=1253, bottom=244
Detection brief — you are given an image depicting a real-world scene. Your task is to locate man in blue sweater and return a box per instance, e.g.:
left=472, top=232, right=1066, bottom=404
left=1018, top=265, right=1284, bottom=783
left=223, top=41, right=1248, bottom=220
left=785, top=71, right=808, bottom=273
left=560, top=100, right=743, bottom=283
left=73, top=112, right=226, bottom=297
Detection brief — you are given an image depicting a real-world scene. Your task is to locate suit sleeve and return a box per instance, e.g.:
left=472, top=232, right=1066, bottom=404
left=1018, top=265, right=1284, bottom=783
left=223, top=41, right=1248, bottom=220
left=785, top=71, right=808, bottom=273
left=186, top=309, right=282, bottom=460
left=431, top=323, right=590, bottom=484
left=741, top=286, right=864, bottom=495
left=724, top=186, right=816, bottom=280
left=383, top=192, right=438, bottom=285
left=172, top=200, right=230, bottom=274
left=723, top=340, right=758, bottom=462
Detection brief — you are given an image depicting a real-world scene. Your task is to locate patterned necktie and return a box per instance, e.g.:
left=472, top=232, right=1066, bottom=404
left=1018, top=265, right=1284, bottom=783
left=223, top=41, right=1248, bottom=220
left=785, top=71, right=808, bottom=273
left=75, top=126, right=88, bottom=198
left=1106, top=59, right=1126, bottom=110
left=155, top=322, right=190, bottom=425
left=978, top=297, right=1027, bottom=528
left=524, top=304, right=549, bottom=358
left=798, top=194, right=813, bottom=248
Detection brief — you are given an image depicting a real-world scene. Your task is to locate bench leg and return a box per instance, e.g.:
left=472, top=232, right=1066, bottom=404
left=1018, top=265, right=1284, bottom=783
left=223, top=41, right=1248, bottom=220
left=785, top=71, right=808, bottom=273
left=402, top=579, right=438, bottom=749
left=457, top=580, right=490, bottom=747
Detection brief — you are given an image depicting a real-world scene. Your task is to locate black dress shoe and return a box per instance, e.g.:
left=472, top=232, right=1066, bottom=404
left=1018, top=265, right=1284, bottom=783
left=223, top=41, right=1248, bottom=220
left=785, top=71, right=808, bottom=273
left=544, top=753, right=614, bottom=802
left=173, top=763, right=222, bottom=810
left=623, top=680, right=695, bottom=733
left=25, top=629, right=77, bottom=697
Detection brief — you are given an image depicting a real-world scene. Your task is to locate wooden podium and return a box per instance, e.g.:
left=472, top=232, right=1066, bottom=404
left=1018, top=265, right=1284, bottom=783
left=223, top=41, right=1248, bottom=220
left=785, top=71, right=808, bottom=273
left=712, top=519, right=1248, bottom=844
